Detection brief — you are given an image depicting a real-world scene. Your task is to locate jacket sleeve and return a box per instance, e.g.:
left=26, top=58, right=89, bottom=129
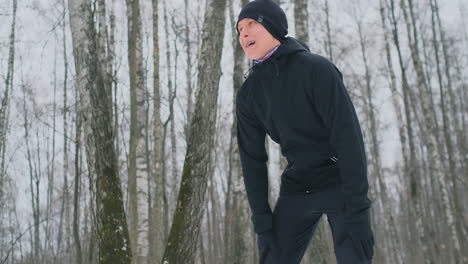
left=311, top=57, right=371, bottom=220
left=235, top=88, right=272, bottom=234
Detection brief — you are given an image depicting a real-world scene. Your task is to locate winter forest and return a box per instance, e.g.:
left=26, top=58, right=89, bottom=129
left=0, top=0, right=467, bottom=263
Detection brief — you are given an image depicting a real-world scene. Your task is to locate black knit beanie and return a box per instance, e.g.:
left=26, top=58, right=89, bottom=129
left=236, top=0, right=288, bottom=42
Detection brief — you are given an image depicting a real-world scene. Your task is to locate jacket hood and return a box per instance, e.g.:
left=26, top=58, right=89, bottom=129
left=245, top=37, right=310, bottom=78
left=273, top=36, right=310, bottom=59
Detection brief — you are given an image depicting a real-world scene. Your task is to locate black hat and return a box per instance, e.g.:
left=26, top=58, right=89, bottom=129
left=236, top=0, right=288, bottom=42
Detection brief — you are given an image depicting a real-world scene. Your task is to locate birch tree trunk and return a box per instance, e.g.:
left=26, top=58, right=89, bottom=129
left=0, top=0, right=17, bottom=206
left=431, top=0, right=468, bottom=251
left=126, top=0, right=150, bottom=262
left=198, top=231, right=206, bottom=264
left=324, top=0, right=333, bottom=61
left=354, top=7, right=389, bottom=262
left=358, top=9, right=400, bottom=262
left=162, top=0, right=227, bottom=262
left=149, top=0, right=167, bottom=262
left=21, top=80, right=41, bottom=263
left=206, top=199, right=214, bottom=263
left=162, top=1, right=179, bottom=221
left=68, top=0, right=97, bottom=246
left=166, top=2, right=179, bottom=212
left=208, top=151, right=223, bottom=262
left=401, top=0, right=461, bottom=261
left=378, top=0, right=405, bottom=262
left=224, top=0, right=250, bottom=263
left=45, top=48, right=57, bottom=258
left=98, top=0, right=112, bottom=104
left=73, top=109, right=83, bottom=264
left=110, top=0, right=120, bottom=170
left=388, top=0, right=428, bottom=261
left=68, top=0, right=132, bottom=262
left=184, top=0, right=194, bottom=139
left=0, top=5, right=16, bottom=257
left=294, top=0, right=308, bottom=44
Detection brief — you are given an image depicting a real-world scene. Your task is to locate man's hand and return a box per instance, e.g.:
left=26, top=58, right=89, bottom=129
left=257, top=229, right=282, bottom=262
left=339, top=208, right=374, bottom=261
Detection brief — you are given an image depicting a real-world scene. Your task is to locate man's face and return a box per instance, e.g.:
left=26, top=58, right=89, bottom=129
left=238, top=18, right=280, bottom=60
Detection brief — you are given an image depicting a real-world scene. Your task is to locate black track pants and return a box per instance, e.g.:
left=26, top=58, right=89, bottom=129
left=257, top=185, right=373, bottom=264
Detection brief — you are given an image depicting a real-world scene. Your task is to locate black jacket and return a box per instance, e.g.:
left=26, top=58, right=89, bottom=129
left=236, top=37, right=371, bottom=234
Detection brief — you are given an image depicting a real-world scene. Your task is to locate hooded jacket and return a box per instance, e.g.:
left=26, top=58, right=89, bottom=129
left=236, top=37, right=371, bottom=234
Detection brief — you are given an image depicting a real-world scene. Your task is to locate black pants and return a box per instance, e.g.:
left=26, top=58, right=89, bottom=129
left=258, top=185, right=372, bottom=264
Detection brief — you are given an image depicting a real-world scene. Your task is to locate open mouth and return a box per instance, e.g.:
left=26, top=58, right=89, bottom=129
left=246, top=41, right=256, bottom=48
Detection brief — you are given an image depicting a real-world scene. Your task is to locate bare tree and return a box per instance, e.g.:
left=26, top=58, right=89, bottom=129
left=294, top=0, right=308, bottom=44
left=184, top=0, right=194, bottom=139
left=350, top=3, right=399, bottom=263
left=0, top=0, right=17, bottom=207
left=162, top=0, right=227, bottom=262
left=378, top=0, right=405, bottom=262
left=21, top=82, right=41, bottom=262
left=149, top=0, right=167, bottom=262
left=163, top=0, right=180, bottom=221
left=387, top=0, right=430, bottom=261
left=73, top=108, right=83, bottom=264
left=223, top=0, right=251, bottom=262
left=126, top=0, right=150, bottom=262
left=68, top=0, right=132, bottom=262
left=430, top=0, right=468, bottom=252
left=401, top=0, right=461, bottom=261
left=324, top=0, right=334, bottom=61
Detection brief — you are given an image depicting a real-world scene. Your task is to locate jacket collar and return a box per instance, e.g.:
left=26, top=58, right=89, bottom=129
left=244, top=37, right=310, bottom=79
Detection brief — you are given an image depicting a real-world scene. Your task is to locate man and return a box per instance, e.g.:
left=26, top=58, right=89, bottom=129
left=235, top=0, right=375, bottom=263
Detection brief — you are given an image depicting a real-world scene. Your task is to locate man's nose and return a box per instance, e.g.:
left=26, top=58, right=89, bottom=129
left=242, top=28, right=250, bottom=38
left=240, top=33, right=248, bottom=43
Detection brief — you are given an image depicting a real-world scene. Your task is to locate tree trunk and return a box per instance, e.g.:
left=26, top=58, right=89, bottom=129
left=73, top=106, right=83, bottom=264
left=68, top=0, right=98, bottom=252
left=401, top=0, right=461, bottom=261
left=149, top=0, right=167, bottom=262
left=21, top=76, right=41, bottom=263
left=378, top=0, right=405, bottom=262
left=431, top=0, right=466, bottom=258
left=110, top=0, right=120, bottom=172
left=68, top=0, right=132, bottom=262
left=98, top=0, right=112, bottom=105
left=198, top=230, right=206, bottom=264
left=45, top=46, right=57, bottom=258
left=169, top=15, right=179, bottom=216
left=294, top=0, right=308, bottom=44
left=388, top=0, right=427, bottom=261
left=224, top=0, right=250, bottom=263
left=355, top=7, right=388, bottom=262
left=0, top=0, right=17, bottom=207
left=161, top=0, right=227, bottom=262
left=184, top=0, right=194, bottom=139
left=126, top=0, right=150, bottom=262
left=432, top=0, right=468, bottom=251
left=162, top=1, right=180, bottom=223
left=206, top=183, right=214, bottom=263
left=324, top=0, right=333, bottom=61
left=209, top=173, right=222, bottom=263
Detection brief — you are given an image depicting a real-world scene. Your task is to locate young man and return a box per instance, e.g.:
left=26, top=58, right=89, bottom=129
left=235, top=1, right=375, bottom=263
